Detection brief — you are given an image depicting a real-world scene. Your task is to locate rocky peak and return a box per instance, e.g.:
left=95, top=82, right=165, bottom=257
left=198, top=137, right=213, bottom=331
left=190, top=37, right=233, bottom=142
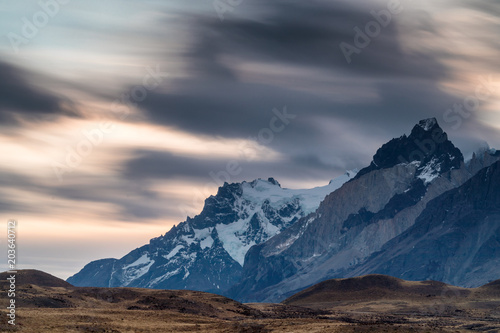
left=267, top=177, right=281, bottom=187
left=417, top=117, right=438, bottom=131
left=355, top=118, right=463, bottom=181
left=466, top=146, right=500, bottom=179
left=217, top=181, right=244, bottom=199
left=247, top=178, right=282, bottom=189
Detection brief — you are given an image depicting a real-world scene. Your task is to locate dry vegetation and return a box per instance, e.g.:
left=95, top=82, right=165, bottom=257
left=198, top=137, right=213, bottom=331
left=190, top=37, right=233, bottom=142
left=1, top=271, right=499, bottom=332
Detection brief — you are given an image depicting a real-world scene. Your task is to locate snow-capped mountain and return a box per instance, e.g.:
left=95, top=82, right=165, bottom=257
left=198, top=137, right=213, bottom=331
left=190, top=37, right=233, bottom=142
left=67, top=172, right=356, bottom=292
left=229, top=118, right=500, bottom=302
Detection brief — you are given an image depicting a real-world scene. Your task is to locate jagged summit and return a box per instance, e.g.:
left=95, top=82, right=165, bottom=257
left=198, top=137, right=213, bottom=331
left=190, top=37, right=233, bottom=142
left=246, top=177, right=281, bottom=188
left=468, top=144, right=499, bottom=161
left=417, top=117, right=438, bottom=131
left=267, top=177, right=280, bottom=186
left=222, top=177, right=282, bottom=190
left=355, top=118, right=463, bottom=181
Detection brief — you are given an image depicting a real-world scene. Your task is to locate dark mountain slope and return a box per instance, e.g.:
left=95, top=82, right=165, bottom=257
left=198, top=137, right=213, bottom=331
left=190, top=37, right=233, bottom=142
left=349, top=161, right=500, bottom=287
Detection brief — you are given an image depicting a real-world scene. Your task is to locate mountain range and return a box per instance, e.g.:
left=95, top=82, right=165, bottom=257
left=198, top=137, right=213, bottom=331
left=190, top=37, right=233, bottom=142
left=68, top=172, right=356, bottom=292
left=68, top=118, right=500, bottom=303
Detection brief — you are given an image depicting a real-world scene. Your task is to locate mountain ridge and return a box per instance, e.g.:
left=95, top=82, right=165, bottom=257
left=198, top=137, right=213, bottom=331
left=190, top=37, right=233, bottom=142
left=229, top=119, right=500, bottom=302
left=68, top=171, right=356, bottom=292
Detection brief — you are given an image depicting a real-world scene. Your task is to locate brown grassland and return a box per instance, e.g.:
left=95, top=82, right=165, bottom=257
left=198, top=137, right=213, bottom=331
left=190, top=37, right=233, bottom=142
left=1, top=270, right=499, bottom=332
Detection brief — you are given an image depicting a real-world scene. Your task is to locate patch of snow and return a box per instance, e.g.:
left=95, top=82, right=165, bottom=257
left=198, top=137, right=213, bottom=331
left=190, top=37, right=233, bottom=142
left=164, top=245, right=183, bottom=260
left=124, top=254, right=151, bottom=269
left=216, top=218, right=256, bottom=265
left=193, top=227, right=211, bottom=241
left=147, top=268, right=180, bottom=287
left=180, top=227, right=213, bottom=249
left=122, top=254, right=154, bottom=284
left=418, top=157, right=441, bottom=184
left=181, top=235, right=195, bottom=245
left=274, top=233, right=300, bottom=254
left=304, top=216, right=316, bottom=228
left=200, top=235, right=214, bottom=249
left=418, top=118, right=437, bottom=131
left=410, top=160, right=421, bottom=167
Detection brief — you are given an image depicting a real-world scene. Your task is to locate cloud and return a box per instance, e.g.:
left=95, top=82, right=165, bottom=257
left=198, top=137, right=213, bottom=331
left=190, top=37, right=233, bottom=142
left=0, top=166, right=172, bottom=221
left=123, top=150, right=233, bottom=180
left=0, top=61, right=79, bottom=124
left=138, top=0, right=454, bottom=150
left=122, top=148, right=356, bottom=187
left=462, top=0, right=500, bottom=16
left=185, top=0, right=448, bottom=79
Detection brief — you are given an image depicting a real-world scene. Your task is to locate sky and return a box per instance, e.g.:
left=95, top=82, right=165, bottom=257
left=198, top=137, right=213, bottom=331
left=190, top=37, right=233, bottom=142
left=0, top=0, right=499, bottom=280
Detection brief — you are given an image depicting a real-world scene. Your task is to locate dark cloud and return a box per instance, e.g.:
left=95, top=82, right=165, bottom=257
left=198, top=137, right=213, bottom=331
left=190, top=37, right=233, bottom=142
left=131, top=0, right=466, bottom=187
left=0, top=168, right=176, bottom=221
left=53, top=182, right=167, bottom=220
left=0, top=61, right=79, bottom=124
left=122, top=149, right=354, bottom=187
left=123, top=150, right=231, bottom=180
left=186, top=1, right=448, bottom=79
left=139, top=0, right=453, bottom=145
left=141, top=79, right=329, bottom=138
left=0, top=171, right=50, bottom=214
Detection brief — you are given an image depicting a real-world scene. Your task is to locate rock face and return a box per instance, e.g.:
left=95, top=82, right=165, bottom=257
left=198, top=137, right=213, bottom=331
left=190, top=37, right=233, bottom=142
left=67, top=173, right=355, bottom=292
left=229, top=119, right=500, bottom=302
left=349, top=160, right=500, bottom=288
